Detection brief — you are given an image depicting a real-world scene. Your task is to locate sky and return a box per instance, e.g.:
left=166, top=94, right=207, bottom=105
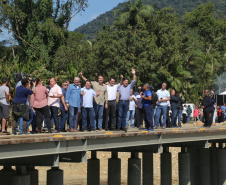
left=0, top=0, right=126, bottom=42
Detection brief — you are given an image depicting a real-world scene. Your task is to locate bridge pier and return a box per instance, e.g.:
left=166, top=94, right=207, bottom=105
left=47, top=167, right=63, bottom=185
left=217, top=147, right=226, bottom=185
left=142, top=152, right=153, bottom=185
left=12, top=166, right=30, bottom=185
left=108, top=151, right=121, bottom=185
left=199, top=148, right=211, bottom=185
left=0, top=166, right=16, bottom=185
left=210, top=146, right=218, bottom=185
left=87, top=151, right=100, bottom=185
left=27, top=166, right=38, bottom=185
left=161, top=147, right=172, bottom=185
left=178, top=148, right=190, bottom=185
left=128, top=152, right=141, bottom=185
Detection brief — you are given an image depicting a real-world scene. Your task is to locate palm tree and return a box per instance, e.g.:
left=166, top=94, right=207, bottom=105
left=114, top=0, right=155, bottom=32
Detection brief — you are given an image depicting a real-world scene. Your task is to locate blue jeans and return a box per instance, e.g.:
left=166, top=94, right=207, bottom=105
left=27, top=109, right=36, bottom=131
left=154, top=105, right=168, bottom=127
left=126, top=110, right=135, bottom=127
left=171, top=109, right=179, bottom=127
left=44, top=109, right=54, bottom=128
left=82, top=107, right=95, bottom=130
left=50, top=106, right=60, bottom=131
left=18, top=117, right=23, bottom=134
left=93, top=102, right=104, bottom=129
left=178, top=110, right=182, bottom=126
left=144, top=104, right=154, bottom=129
left=60, top=107, right=68, bottom=131
left=68, top=106, right=78, bottom=130
left=118, top=101, right=129, bottom=129
left=187, top=115, right=191, bottom=123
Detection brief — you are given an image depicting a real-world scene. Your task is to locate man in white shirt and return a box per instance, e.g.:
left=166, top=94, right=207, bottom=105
left=81, top=80, right=100, bottom=131
left=48, top=78, right=63, bottom=132
left=154, top=82, right=170, bottom=128
left=105, top=76, right=123, bottom=131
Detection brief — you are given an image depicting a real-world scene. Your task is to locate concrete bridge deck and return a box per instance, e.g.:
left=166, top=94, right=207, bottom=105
left=1, top=125, right=226, bottom=185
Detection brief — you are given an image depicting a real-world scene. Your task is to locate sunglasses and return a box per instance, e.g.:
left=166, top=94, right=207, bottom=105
left=63, top=84, right=68, bottom=86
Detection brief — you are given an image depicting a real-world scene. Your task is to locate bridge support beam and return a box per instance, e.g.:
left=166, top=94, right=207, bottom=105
left=217, top=148, right=226, bottom=185
left=87, top=151, right=100, bottom=185
left=12, top=166, right=30, bottom=185
left=189, top=148, right=200, bottom=185
left=108, top=151, right=121, bottom=185
left=199, top=148, right=211, bottom=185
left=161, top=147, right=172, bottom=185
left=47, top=167, right=63, bottom=185
left=27, top=166, right=38, bottom=185
left=210, top=146, right=218, bottom=185
left=0, top=166, right=16, bottom=185
left=128, top=152, right=141, bottom=185
left=178, top=148, right=190, bottom=185
left=142, top=152, right=153, bottom=185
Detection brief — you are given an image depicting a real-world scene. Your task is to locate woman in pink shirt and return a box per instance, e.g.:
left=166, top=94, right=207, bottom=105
left=30, top=79, right=51, bottom=133
left=193, top=106, right=200, bottom=123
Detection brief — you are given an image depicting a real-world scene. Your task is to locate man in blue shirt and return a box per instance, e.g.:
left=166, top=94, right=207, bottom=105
left=12, top=78, right=36, bottom=135
left=66, top=77, right=81, bottom=132
left=142, top=83, right=154, bottom=131
left=117, top=68, right=136, bottom=131
left=81, top=80, right=100, bottom=131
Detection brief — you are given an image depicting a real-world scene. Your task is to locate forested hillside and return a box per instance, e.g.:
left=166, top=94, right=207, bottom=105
left=75, top=0, right=226, bottom=39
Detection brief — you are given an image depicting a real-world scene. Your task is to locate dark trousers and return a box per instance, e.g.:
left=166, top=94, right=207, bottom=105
left=166, top=106, right=170, bottom=127
left=182, top=114, right=187, bottom=124
left=118, top=101, right=129, bottom=129
left=105, top=101, right=116, bottom=130
left=50, top=106, right=60, bottom=131
left=60, top=107, right=68, bottom=131
left=143, top=104, right=154, bottom=129
left=34, top=105, right=51, bottom=131
left=135, top=107, right=143, bottom=128
left=204, top=111, right=211, bottom=127
left=171, top=109, right=179, bottom=127
left=218, top=115, right=223, bottom=123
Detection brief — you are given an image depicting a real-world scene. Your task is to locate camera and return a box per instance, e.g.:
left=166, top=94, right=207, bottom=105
left=14, top=72, right=32, bottom=83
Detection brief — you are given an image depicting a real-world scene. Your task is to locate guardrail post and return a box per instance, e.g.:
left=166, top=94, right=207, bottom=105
left=199, top=148, right=211, bottom=185
left=210, top=146, right=218, bottom=185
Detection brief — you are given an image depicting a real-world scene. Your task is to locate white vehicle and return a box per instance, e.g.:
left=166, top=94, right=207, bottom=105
left=183, top=103, right=195, bottom=117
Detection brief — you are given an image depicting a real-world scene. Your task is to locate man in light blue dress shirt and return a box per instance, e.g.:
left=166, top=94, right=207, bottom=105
left=81, top=80, right=100, bottom=131
left=66, top=77, right=81, bottom=132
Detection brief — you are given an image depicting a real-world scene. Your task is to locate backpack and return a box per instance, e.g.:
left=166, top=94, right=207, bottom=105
left=151, top=91, right=158, bottom=105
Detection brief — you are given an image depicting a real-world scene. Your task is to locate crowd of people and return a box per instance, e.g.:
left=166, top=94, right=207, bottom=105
left=0, top=69, right=223, bottom=135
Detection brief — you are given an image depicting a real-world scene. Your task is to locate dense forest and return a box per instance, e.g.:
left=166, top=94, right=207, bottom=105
left=75, top=0, right=226, bottom=39
left=0, top=0, right=225, bottom=104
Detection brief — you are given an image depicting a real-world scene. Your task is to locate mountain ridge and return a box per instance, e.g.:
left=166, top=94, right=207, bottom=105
left=74, top=0, right=226, bottom=39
